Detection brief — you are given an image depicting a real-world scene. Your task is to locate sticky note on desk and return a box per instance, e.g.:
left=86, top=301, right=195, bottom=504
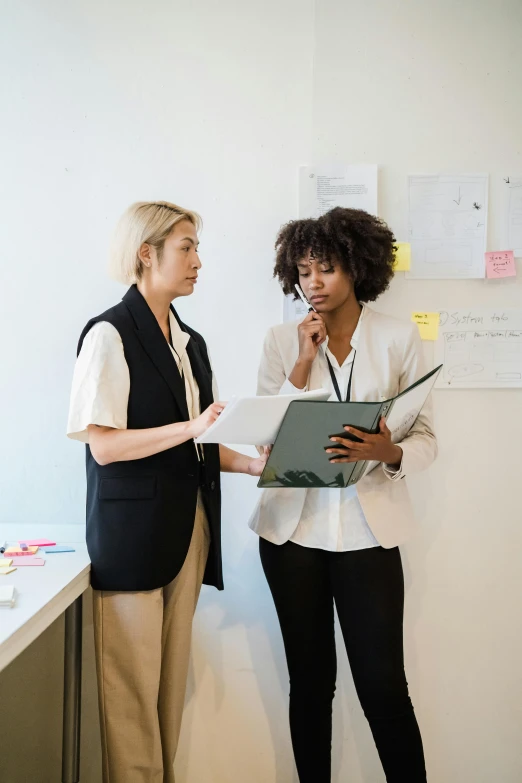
left=0, top=559, right=13, bottom=568
left=10, top=557, right=45, bottom=567
left=20, top=538, right=56, bottom=548
left=0, top=585, right=16, bottom=607
left=44, top=546, right=75, bottom=554
left=412, top=312, right=440, bottom=341
left=0, top=567, right=17, bottom=575
left=5, top=546, right=38, bottom=557
left=485, top=250, right=516, bottom=279
left=393, top=242, right=411, bottom=271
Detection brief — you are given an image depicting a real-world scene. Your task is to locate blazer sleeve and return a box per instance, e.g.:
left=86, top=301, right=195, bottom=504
left=384, top=323, right=438, bottom=482
left=257, top=327, right=295, bottom=396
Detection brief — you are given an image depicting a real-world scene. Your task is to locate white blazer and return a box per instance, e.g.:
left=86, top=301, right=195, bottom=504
left=248, top=304, right=438, bottom=548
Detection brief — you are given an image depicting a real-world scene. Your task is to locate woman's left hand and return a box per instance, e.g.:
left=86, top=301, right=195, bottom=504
left=326, top=417, right=402, bottom=467
left=248, top=446, right=271, bottom=477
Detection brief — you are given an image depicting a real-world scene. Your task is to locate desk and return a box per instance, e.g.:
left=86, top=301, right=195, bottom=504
left=0, top=544, right=90, bottom=782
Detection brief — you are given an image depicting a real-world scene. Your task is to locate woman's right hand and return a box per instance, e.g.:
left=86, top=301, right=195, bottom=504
left=297, top=311, right=327, bottom=363
left=288, top=311, right=327, bottom=389
left=188, top=402, right=227, bottom=439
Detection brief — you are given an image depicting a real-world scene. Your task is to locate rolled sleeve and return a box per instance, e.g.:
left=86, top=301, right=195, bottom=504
left=67, top=322, right=130, bottom=442
left=382, top=447, right=405, bottom=481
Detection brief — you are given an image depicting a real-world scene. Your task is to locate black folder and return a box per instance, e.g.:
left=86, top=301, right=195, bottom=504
left=258, top=365, right=442, bottom=489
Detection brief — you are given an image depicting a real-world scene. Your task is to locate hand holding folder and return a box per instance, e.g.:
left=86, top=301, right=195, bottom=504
left=258, top=365, right=441, bottom=489
left=325, top=415, right=402, bottom=467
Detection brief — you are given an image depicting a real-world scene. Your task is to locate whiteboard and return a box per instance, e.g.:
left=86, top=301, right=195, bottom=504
left=435, top=309, right=522, bottom=388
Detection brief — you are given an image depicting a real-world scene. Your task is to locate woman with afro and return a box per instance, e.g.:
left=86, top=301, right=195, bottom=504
left=249, top=207, right=437, bottom=782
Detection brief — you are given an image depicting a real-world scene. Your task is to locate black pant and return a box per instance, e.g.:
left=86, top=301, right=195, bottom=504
left=260, top=539, right=427, bottom=783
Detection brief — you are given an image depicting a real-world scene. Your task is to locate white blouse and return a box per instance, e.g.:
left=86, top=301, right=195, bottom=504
left=67, top=311, right=217, bottom=443
left=282, top=313, right=381, bottom=552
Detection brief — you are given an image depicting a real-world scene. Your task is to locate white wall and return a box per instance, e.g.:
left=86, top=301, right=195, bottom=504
left=310, top=3, right=522, bottom=781
left=0, top=1, right=521, bottom=781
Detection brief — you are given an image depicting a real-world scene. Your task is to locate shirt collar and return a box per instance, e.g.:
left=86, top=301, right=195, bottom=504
left=169, top=310, right=190, bottom=356
left=350, top=307, right=363, bottom=348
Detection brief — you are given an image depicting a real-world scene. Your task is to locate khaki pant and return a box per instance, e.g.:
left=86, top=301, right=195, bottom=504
left=93, top=493, right=210, bottom=783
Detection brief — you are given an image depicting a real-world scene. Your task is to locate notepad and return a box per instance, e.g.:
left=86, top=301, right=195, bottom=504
left=196, top=389, right=332, bottom=446
left=0, top=559, right=13, bottom=568
left=4, top=546, right=38, bottom=557
left=19, top=538, right=56, bottom=547
left=10, top=557, right=45, bottom=567
left=44, top=546, right=75, bottom=554
left=0, top=585, right=16, bottom=607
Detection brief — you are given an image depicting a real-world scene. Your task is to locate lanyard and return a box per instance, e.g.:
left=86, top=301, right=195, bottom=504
left=325, top=350, right=356, bottom=402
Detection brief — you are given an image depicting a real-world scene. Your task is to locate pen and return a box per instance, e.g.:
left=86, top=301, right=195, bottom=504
left=0, top=542, right=5, bottom=554
left=294, top=283, right=316, bottom=313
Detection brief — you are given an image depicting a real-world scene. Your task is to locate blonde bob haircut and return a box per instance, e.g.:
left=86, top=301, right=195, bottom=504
left=110, top=200, right=202, bottom=285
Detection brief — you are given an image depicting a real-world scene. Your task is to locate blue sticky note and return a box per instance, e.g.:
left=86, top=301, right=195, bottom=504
left=44, top=546, right=75, bottom=553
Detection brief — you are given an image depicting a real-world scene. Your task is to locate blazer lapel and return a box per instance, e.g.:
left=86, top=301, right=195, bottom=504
left=309, top=352, right=326, bottom=392
left=123, top=286, right=190, bottom=421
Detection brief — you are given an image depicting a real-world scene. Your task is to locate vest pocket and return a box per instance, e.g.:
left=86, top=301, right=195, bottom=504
left=99, top=476, right=157, bottom=500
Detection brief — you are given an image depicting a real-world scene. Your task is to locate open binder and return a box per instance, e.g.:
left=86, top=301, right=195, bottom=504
left=258, top=365, right=442, bottom=489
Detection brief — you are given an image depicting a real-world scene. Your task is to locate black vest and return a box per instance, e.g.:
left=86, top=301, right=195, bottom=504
left=77, top=285, right=223, bottom=592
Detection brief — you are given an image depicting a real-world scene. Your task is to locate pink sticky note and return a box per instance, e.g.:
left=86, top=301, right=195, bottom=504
left=10, top=557, right=45, bottom=567
left=20, top=538, right=56, bottom=547
left=485, top=250, right=517, bottom=279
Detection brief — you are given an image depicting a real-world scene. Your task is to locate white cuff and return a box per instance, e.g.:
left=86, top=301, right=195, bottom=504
left=382, top=448, right=404, bottom=481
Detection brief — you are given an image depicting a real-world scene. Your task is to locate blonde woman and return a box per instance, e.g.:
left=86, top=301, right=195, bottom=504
left=67, top=201, right=267, bottom=783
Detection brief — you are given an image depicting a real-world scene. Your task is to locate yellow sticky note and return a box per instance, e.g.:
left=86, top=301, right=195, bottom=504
left=394, top=242, right=411, bottom=271
left=0, top=567, right=17, bottom=575
left=412, top=312, right=440, bottom=341
left=0, top=559, right=13, bottom=568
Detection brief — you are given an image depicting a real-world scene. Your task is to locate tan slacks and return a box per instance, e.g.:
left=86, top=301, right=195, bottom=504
left=93, top=493, right=210, bottom=783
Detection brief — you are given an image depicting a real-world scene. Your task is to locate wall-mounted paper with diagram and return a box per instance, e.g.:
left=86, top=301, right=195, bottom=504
left=407, top=174, right=488, bottom=279
left=435, top=309, right=522, bottom=388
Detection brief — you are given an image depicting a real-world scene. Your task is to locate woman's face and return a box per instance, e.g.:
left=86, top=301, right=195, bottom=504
left=297, top=252, right=355, bottom=313
left=142, top=219, right=201, bottom=299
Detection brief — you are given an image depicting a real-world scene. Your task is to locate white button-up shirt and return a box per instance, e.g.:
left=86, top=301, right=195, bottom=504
left=284, top=314, right=380, bottom=552
left=67, top=312, right=213, bottom=442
